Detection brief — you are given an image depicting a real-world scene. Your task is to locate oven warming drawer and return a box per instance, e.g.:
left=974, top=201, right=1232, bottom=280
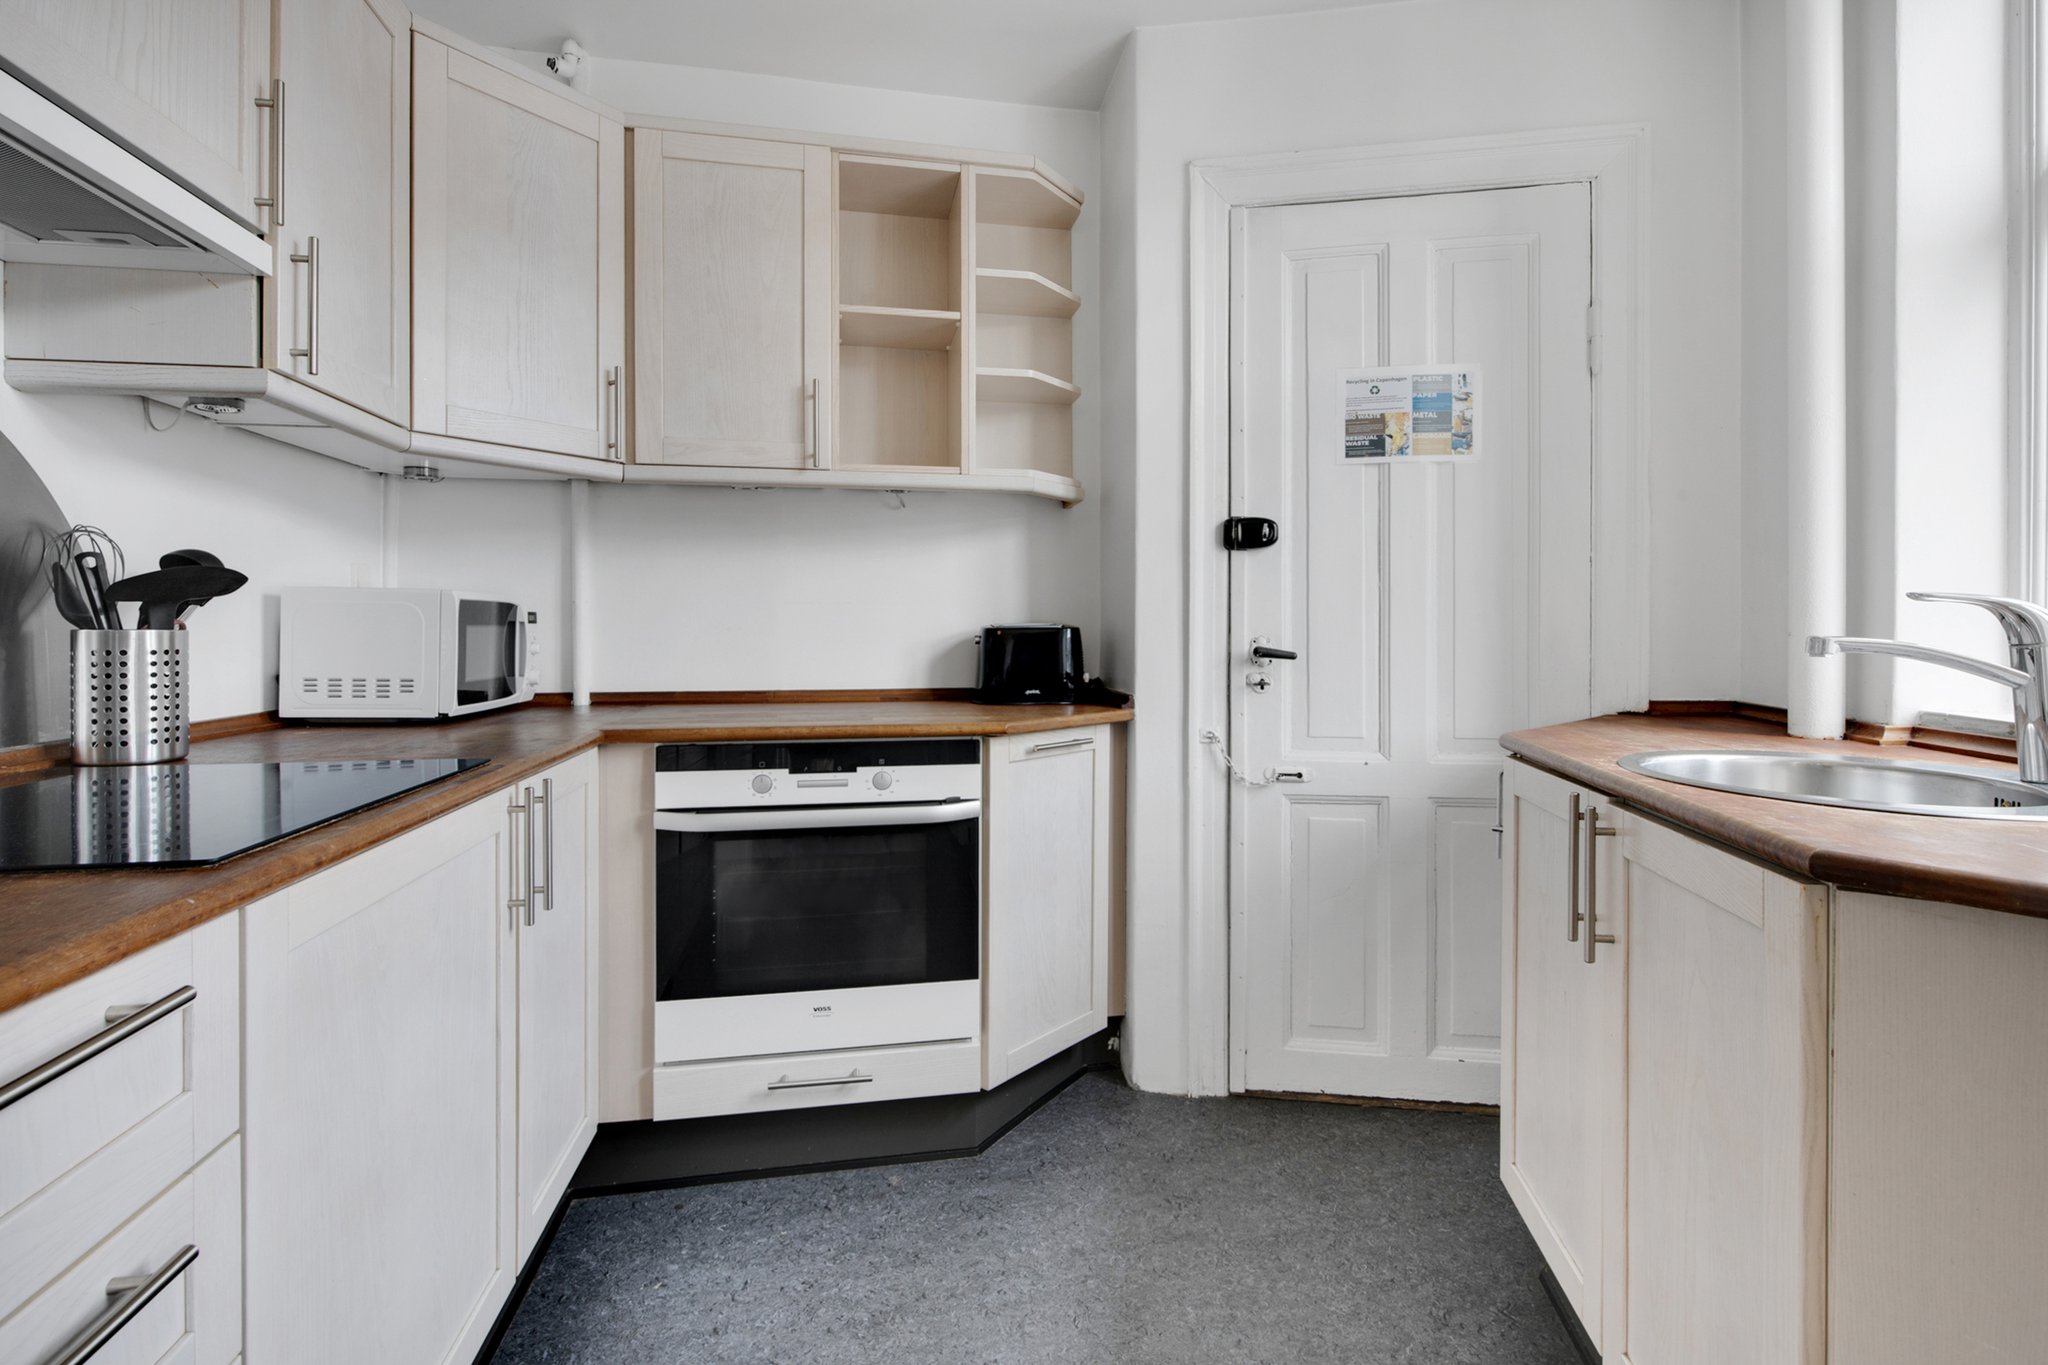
left=653, top=1037, right=981, bottom=1121
left=654, top=978, right=978, bottom=1064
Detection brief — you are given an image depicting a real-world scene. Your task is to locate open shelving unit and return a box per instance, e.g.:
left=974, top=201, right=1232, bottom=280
left=967, top=166, right=1082, bottom=482
left=834, top=155, right=964, bottom=473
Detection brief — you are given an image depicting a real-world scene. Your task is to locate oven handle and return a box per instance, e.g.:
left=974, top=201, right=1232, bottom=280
left=652, top=800, right=980, bottom=834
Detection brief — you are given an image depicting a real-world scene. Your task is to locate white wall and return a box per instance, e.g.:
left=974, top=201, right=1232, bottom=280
left=393, top=54, right=1108, bottom=695
left=0, top=303, right=386, bottom=724
left=1740, top=0, right=1791, bottom=709
left=1105, top=0, right=1747, bottom=1093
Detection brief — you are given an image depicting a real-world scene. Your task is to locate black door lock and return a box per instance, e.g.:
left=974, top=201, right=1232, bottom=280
left=1222, top=516, right=1279, bottom=550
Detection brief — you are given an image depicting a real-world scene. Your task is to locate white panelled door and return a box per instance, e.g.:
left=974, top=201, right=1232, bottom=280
left=1232, top=184, right=1595, bottom=1103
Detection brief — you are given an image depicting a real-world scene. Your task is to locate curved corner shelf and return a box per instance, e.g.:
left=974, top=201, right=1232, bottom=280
left=973, top=167, right=1081, bottom=229
left=976, top=368, right=1080, bottom=405
left=622, top=460, right=1082, bottom=505
left=975, top=269, right=1080, bottom=319
left=838, top=306, right=961, bottom=350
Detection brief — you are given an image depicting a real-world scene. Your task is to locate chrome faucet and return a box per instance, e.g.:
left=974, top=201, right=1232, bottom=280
left=1808, top=592, right=2048, bottom=783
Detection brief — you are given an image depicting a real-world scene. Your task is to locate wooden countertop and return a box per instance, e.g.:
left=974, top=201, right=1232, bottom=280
left=0, top=699, right=1130, bottom=1014
left=1504, top=713, right=2048, bottom=918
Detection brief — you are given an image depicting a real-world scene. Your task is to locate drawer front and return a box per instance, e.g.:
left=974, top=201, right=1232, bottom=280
left=0, top=1137, right=241, bottom=1365
left=653, top=1038, right=980, bottom=1121
left=0, top=916, right=238, bottom=1322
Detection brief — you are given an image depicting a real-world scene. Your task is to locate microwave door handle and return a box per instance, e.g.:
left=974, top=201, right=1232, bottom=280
left=652, top=801, right=981, bottom=834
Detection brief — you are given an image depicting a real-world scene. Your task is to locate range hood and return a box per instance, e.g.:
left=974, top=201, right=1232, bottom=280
left=0, top=67, right=269, bottom=276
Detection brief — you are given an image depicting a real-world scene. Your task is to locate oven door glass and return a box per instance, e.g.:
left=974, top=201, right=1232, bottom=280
left=454, top=599, right=520, bottom=706
left=655, top=805, right=979, bottom=1000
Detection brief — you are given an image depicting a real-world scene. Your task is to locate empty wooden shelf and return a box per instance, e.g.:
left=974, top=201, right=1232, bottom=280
left=975, top=368, right=1080, bottom=405
left=976, top=269, right=1081, bottom=319
left=838, top=306, right=962, bottom=350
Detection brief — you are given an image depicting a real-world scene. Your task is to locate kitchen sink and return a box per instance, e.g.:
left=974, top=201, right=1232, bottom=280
left=1617, top=750, right=2048, bottom=820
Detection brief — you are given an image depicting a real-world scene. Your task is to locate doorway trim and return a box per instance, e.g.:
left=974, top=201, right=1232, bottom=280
left=1184, top=125, right=1650, bottom=1097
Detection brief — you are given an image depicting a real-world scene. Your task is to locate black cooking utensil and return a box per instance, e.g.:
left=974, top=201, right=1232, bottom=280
left=48, top=561, right=95, bottom=629
left=105, top=565, right=248, bottom=632
left=159, top=548, right=224, bottom=570
left=73, top=550, right=116, bottom=629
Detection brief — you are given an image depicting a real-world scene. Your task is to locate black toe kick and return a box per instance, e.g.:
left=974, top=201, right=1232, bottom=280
left=1539, top=1265, right=1601, bottom=1364
left=570, top=1028, right=1119, bottom=1197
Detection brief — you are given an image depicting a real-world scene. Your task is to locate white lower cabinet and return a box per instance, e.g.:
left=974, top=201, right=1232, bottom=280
left=244, top=788, right=517, bottom=1365
left=513, top=751, right=600, bottom=1264
left=982, top=725, right=1113, bottom=1087
left=0, top=916, right=241, bottom=1365
left=1502, top=760, right=1826, bottom=1364
left=245, top=753, right=597, bottom=1365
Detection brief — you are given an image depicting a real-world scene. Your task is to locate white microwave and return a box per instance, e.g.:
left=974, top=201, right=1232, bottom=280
left=278, top=587, right=540, bottom=720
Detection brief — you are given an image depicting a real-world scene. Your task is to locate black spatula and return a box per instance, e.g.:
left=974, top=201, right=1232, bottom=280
left=105, top=565, right=248, bottom=631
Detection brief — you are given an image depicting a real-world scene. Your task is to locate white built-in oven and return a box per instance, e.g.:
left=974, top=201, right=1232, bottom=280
left=652, top=739, right=981, bottom=1067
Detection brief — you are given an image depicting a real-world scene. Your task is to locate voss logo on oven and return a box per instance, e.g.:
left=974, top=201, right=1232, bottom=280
left=811, top=1005, right=833, bottom=1017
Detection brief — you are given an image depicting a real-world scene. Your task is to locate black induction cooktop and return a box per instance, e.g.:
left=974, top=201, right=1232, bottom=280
left=0, top=758, right=490, bottom=872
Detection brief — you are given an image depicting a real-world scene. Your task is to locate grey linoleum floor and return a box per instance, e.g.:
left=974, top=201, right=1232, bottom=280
left=491, top=1072, right=1581, bottom=1365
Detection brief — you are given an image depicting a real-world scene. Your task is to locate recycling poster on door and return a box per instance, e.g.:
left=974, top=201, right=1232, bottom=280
left=1338, top=367, right=1477, bottom=462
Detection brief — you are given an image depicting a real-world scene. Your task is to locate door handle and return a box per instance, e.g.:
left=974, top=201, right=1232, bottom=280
left=46, top=1244, right=199, bottom=1365
left=1566, top=793, right=1583, bottom=942
left=1584, top=805, right=1617, bottom=964
left=605, top=366, right=622, bottom=458
left=288, top=235, right=319, bottom=375
left=253, top=79, right=284, bottom=227
left=524, top=783, right=548, bottom=925
left=1250, top=644, right=1298, bottom=661
left=767, top=1071, right=874, bottom=1091
left=0, top=986, right=195, bottom=1112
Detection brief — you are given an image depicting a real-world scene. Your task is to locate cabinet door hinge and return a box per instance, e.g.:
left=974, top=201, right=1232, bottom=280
left=1586, top=300, right=1602, bottom=378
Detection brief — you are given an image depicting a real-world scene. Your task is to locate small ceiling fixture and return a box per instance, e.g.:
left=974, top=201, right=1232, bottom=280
left=184, top=397, right=245, bottom=417
left=401, top=462, right=444, bottom=484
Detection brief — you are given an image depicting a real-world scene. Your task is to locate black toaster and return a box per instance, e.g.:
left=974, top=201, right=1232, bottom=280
left=974, top=624, right=1084, bottom=704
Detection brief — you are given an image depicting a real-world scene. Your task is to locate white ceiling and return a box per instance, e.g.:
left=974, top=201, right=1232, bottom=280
left=408, top=0, right=1381, bottom=110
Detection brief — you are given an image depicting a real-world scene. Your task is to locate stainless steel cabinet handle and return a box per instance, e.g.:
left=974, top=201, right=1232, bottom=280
left=44, top=1243, right=198, bottom=1365
left=521, top=784, right=547, bottom=927
left=288, top=236, right=319, bottom=375
left=1584, top=805, right=1618, bottom=965
left=252, top=79, right=284, bottom=226
left=507, top=789, right=530, bottom=929
left=804, top=378, right=819, bottom=466
left=1490, top=771, right=1505, bottom=857
left=0, top=985, right=195, bottom=1112
left=1028, top=736, right=1093, bottom=755
left=767, top=1071, right=874, bottom=1091
left=1565, top=793, right=1584, bottom=942
left=605, top=366, right=622, bottom=458
left=539, top=776, right=555, bottom=914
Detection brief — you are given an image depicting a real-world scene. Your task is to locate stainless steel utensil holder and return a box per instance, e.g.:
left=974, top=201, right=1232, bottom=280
left=71, top=630, right=188, bottom=765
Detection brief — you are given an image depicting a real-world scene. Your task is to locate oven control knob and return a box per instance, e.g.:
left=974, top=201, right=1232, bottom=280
left=751, top=773, right=774, bottom=795
left=871, top=770, right=893, bottom=791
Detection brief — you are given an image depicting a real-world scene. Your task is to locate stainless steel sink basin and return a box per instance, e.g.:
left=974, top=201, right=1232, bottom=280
left=1618, top=750, right=2048, bottom=819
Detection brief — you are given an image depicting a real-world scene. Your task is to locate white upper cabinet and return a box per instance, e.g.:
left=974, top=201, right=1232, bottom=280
left=267, top=0, right=411, bottom=425
left=631, top=130, right=833, bottom=469
left=413, top=38, right=624, bottom=462
left=0, top=0, right=272, bottom=227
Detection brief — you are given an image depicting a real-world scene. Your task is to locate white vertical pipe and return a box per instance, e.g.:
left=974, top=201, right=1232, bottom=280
left=567, top=479, right=593, bottom=707
left=379, top=473, right=399, bottom=587
left=1786, top=0, right=1849, bottom=737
